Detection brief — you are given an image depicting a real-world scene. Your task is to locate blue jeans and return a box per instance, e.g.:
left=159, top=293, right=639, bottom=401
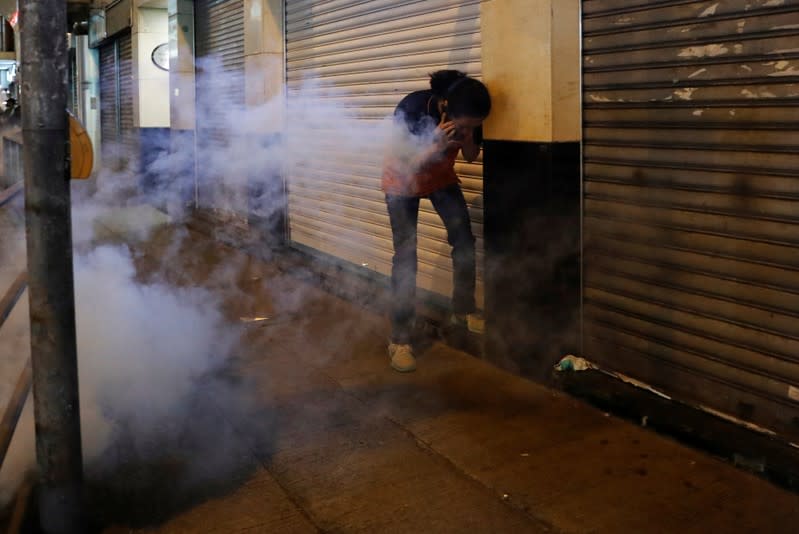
left=385, top=184, right=476, bottom=344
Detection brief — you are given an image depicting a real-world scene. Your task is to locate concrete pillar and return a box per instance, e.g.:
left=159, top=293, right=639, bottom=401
left=132, top=4, right=170, bottom=129
left=166, top=0, right=196, bottom=209
left=130, top=2, right=170, bottom=196
left=481, top=0, right=582, bottom=378
left=243, top=0, right=286, bottom=246
left=481, top=0, right=580, bottom=143
left=244, top=0, right=284, bottom=128
left=168, top=0, right=194, bottom=131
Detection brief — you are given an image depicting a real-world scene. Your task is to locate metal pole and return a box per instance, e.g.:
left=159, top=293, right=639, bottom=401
left=19, top=2, right=85, bottom=533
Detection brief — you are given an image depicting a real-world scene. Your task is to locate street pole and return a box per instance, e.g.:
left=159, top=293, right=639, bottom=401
left=19, top=2, right=85, bottom=533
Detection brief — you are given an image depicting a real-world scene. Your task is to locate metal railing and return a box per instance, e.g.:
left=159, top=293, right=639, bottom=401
left=0, top=270, right=30, bottom=463
left=0, top=181, right=30, bottom=532
left=1, top=129, right=22, bottom=188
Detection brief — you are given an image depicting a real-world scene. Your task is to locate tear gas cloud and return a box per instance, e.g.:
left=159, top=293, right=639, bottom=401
left=0, top=53, right=580, bottom=519
left=0, top=55, right=429, bottom=511
left=139, top=61, right=439, bottom=224
left=0, top=238, right=245, bottom=498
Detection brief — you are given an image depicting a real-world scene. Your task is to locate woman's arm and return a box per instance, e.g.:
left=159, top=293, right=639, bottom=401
left=389, top=113, right=458, bottom=172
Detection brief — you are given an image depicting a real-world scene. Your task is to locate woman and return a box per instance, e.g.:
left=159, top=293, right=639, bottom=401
left=382, top=70, right=491, bottom=372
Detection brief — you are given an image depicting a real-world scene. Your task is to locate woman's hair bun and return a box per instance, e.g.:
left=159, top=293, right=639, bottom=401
left=429, top=70, right=467, bottom=97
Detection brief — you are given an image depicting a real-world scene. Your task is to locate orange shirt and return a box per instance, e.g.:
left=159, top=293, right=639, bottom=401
left=381, top=90, right=461, bottom=197
left=381, top=145, right=460, bottom=197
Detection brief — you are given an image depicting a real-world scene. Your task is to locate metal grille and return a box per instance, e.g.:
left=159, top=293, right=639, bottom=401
left=99, top=41, right=118, bottom=167
left=69, top=48, right=78, bottom=115
left=117, top=31, right=136, bottom=170
left=582, top=0, right=799, bottom=439
left=194, top=0, right=246, bottom=218
left=285, top=0, right=484, bottom=303
left=117, top=32, right=135, bottom=153
left=98, top=31, right=136, bottom=172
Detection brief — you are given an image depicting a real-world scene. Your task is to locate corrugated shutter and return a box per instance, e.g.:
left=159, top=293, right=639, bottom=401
left=69, top=48, right=78, bottom=115
left=98, top=31, right=136, bottom=172
left=99, top=41, right=118, bottom=165
left=194, top=0, right=246, bottom=220
left=582, top=0, right=799, bottom=439
left=117, top=31, right=136, bottom=168
left=285, top=0, right=484, bottom=304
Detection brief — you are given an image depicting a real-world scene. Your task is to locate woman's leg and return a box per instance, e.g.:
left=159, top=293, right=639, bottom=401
left=385, top=194, right=421, bottom=344
left=429, top=184, right=476, bottom=316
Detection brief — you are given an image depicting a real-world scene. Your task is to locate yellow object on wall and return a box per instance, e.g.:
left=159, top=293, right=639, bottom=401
left=68, top=111, right=93, bottom=179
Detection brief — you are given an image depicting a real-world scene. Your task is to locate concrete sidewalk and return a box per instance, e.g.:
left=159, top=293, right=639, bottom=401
left=93, top=223, right=799, bottom=533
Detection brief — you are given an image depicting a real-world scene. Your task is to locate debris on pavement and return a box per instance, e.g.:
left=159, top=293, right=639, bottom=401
left=554, top=355, right=594, bottom=372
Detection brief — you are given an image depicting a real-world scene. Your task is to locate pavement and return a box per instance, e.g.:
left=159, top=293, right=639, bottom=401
left=4, top=208, right=799, bottom=533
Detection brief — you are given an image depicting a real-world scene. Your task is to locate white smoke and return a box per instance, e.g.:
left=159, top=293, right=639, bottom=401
left=0, top=53, right=442, bottom=518
left=136, top=61, right=430, bottom=228
left=0, top=239, right=240, bottom=505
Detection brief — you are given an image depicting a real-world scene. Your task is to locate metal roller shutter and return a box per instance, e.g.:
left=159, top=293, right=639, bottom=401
left=194, top=0, right=246, bottom=220
left=69, top=48, right=78, bottom=115
left=99, top=41, right=118, bottom=166
left=582, top=0, right=799, bottom=439
left=117, top=31, right=136, bottom=169
left=285, top=0, right=485, bottom=304
left=98, top=31, right=135, bottom=172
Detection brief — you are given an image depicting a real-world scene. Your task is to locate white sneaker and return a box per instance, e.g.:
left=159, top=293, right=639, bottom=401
left=451, top=313, right=485, bottom=335
left=388, top=343, right=416, bottom=373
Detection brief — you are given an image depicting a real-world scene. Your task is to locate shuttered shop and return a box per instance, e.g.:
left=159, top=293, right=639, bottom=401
left=118, top=31, right=135, bottom=166
left=194, top=0, right=246, bottom=219
left=582, top=0, right=799, bottom=439
left=98, top=31, right=135, bottom=171
left=285, top=0, right=485, bottom=304
left=99, top=41, right=118, bottom=166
